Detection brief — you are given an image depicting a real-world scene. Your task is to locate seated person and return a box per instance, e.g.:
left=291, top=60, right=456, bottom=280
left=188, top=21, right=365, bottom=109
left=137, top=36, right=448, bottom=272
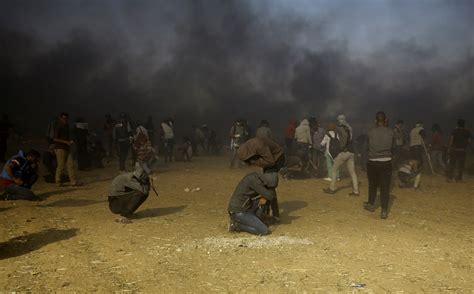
left=227, top=172, right=278, bottom=235
left=398, top=159, right=421, bottom=189
left=0, top=150, right=41, bottom=201
left=175, top=137, right=193, bottom=162
left=108, top=164, right=153, bottom=223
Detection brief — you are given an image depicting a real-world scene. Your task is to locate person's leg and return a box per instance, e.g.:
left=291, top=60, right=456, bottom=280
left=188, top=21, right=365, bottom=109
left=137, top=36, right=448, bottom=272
left=379, top=161, right=392, bottom=211
left=122, top=191, right=149, bottom=216
left=230, top=212, right=269, bottom=235
left=457, top=151, right=466, bottom=181
left=65, top=150, right=78, bottom=185
left=325, top=154, right=333, bottom=178
left=447, top=152, right=457, bottom=180
left=55, top=149, right=66, bottom=184
left=5, top=184, right=37, bottom=200
left=346, top=153, right=359, bottom=194
left=330, top=153, right=345, bottom=191
left=366, top=161, right=378, bottom=205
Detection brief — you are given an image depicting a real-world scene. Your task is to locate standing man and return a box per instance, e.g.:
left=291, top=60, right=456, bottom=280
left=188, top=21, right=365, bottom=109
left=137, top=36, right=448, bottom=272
left=429, top=124, right=446, bottom=172
left=229, top=119, right=247, bottom=168
left=447, top=119, right=471, bottom=183
left=363, top=111, right=394, bottom=219
left=284, top=119, right=297, bottom=155
left=294, top=118, right=312, bottom=169
left=54, top=113, right=81, bottom=187
left=409, top=122, right=425, bottom=167
left=114, top=113, right=133, bottom=172
left=161, top=118, right=175, bottom=163
left=324, top=114, right=359, bottom=196
left=103, top=114, right=116, bottom=162
left=311, top=120, right=326, bottom=177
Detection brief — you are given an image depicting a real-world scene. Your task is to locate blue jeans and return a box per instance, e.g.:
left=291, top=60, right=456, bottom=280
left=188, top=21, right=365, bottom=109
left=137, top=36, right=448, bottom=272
left=230, top=212, right=269, bottom=235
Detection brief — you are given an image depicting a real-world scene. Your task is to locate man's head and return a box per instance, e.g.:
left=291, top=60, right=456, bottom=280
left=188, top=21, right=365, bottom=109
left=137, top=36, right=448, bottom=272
left=337, top=114, right=346, bottom=125
left=375, top=111, right=387, bottom=126
left=415, top=121, right=423, bottom=128
left=26, top=149, right=40, bottom=163
left=457, top=119, right=465, bottom=128
left=396, top=120, right=404, bottom=127
left=59, top=112, right=69, bottom=125
left=327, top=123, right=337, bottom=131
left=260, top=120, right=269, bottom=127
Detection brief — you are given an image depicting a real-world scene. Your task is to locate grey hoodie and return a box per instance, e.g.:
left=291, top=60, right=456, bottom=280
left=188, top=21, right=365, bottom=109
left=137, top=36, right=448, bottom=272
left=228, top=172, right=278, bottom=213
left=109, top=165, right=150, bottom=197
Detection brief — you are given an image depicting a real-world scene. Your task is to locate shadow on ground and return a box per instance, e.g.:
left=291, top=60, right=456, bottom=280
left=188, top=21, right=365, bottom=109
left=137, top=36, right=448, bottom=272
left=38, top=188, right=87, bottom=200
left=279, top=200, right=308, bottom=224
left=0, top=228, right=79, bottom=260
left=135, top=205, right=187, bottom=219
left=0, top=207, right=12, bottom=213
left=37, top=199, right=107, bottom=208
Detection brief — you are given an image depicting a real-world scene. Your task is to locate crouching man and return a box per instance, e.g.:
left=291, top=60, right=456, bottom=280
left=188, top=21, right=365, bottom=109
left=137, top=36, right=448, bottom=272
left=227, top=172, right=278, bottom=235
left=398, top=159, right=421, bottom=189
left=0, top=150, right=40, bottom=201
left=108, top=165, right=152, bottom=223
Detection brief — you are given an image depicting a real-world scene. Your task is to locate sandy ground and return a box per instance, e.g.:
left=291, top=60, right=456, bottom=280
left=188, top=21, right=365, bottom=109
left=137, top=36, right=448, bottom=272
left=0, top=155, right=472, bottom=292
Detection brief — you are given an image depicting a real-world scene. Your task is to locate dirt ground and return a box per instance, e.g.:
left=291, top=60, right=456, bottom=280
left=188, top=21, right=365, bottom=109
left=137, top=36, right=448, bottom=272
left=0, top=155, right=472, bottom=292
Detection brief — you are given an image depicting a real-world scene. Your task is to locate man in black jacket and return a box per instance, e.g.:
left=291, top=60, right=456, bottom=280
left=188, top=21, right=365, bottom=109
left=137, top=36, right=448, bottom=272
left=227, top=172, right=278, bottom=235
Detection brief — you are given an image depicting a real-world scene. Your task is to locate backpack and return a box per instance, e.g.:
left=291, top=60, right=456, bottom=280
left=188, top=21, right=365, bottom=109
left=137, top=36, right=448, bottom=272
left=328, top=133, right=341, bottom=159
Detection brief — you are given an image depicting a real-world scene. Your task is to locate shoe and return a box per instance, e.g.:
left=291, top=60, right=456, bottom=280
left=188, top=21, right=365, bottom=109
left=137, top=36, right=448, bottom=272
left=228, top=219, right=239, bottom=232
left=323, top=177, right=332, bottom=182
left=337, top=178, right=341, bottom=182
left=323, top=188, right=336, bottom=195
left=114, top=216, right=132, bottom=224
left=349, top=192, right=359, bottom=196
left=70, top=182, right=84, bottom=187
left=363, top=202, right=375, bottom=212
left=381, top=210, right=388, bottom=219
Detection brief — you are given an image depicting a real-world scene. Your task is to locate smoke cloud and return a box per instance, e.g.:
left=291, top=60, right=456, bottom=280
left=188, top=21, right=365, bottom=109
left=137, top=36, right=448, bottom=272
left=1, top=0, right=472, bottom=136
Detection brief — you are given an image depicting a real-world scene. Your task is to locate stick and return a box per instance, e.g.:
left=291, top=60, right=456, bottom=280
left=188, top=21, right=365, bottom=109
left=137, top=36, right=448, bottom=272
left=421, top=140, right=434, bottom=174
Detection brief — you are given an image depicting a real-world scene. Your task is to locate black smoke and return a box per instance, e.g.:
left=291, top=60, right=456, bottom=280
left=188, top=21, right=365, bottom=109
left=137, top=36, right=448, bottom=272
left=1, top=0, right=472, bottom=137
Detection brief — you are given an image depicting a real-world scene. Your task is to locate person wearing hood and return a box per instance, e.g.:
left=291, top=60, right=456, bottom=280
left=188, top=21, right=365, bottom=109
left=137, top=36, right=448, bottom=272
left=108, top=164, right=154, bottom=223
left=294, top=118, right=312, bottom=166
left=324, top=114, right=359, bottom=196
left=227, top=172, right=278, bottom=235
left=237, top=137, right=285, bottom=221
left=409, top=122, right=426, bottom=167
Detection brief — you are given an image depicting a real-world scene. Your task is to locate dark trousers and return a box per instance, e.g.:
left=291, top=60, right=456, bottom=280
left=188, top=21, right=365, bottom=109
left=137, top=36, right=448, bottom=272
left=447, top=150, right=466, bottom=180
left=285, top=138, right=294, bottom=155
left=367, top=160, right=392, bottom=210
left=164, top=139, right=174, bottom=162
left=410, top=145, right=424, bottom=167
left=118, top=141, right=130, bottom=171
left=3, top=184, right=37, bottom=201
left=230, top=212, right=269, bottom=235
left=108, top=191, right=149, bottom=217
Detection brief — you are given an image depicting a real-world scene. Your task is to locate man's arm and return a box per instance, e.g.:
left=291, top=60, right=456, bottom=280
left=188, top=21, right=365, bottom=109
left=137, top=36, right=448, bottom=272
left=249, top=177, right=276, bottom=201
left=5, top=162, right=23, bottom=185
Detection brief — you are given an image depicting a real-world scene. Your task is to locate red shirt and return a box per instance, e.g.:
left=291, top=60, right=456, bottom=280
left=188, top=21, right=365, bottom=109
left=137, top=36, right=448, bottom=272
left=431, top=132, right=444, bottom=151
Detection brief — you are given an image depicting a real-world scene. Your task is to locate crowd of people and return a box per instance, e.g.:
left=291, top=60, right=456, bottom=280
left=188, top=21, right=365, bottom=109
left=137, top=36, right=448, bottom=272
left=0, top=111, right=472, bottom=234
left=226, top=113, right=471, bottom=234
